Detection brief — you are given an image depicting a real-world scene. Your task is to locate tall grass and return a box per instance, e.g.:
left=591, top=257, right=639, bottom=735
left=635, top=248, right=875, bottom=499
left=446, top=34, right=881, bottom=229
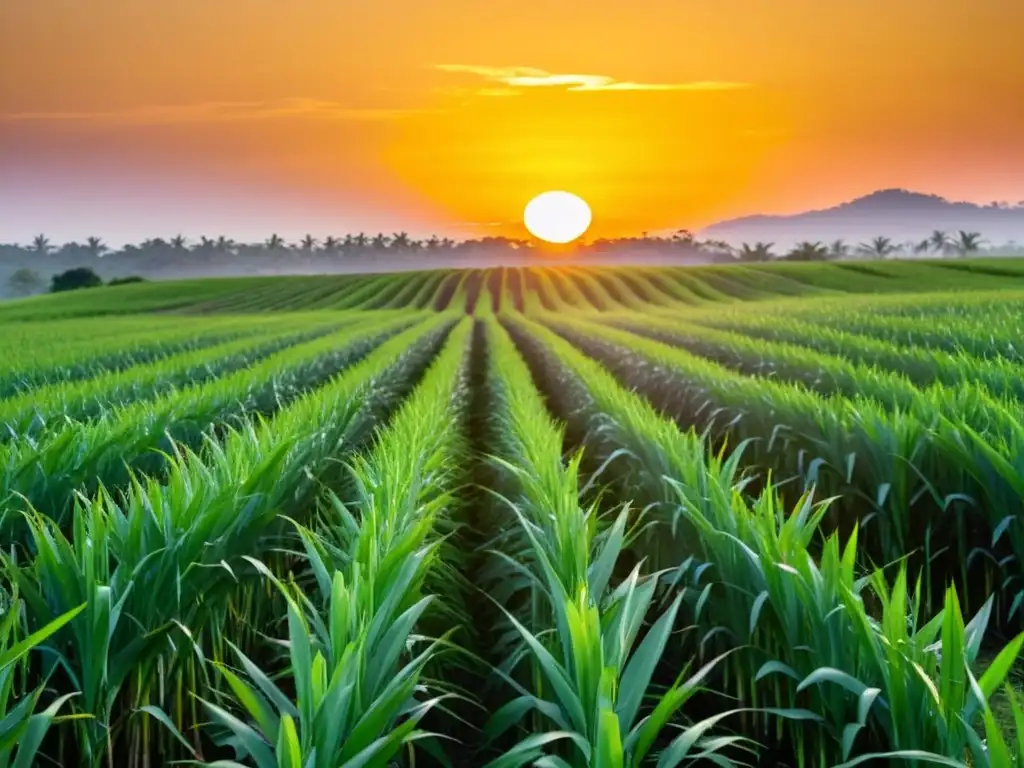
left=504, top=312, right=1024, bottom=766
left=162, top=317, right=475, bottom=766
left=542, top=314, right=1024, bottom=626
left=0, top=313, right=427, bottom=531
left=479, top=317, right=741, bottom=767
left=3, top=314, right=456, bottom=765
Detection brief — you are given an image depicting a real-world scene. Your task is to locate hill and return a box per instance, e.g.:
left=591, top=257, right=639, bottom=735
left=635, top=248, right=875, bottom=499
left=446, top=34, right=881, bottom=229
left=700, top=189, right=1024, bottom=247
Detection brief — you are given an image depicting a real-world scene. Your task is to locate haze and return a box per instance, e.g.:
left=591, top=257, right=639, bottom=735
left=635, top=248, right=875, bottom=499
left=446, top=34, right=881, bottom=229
left=2, top=0, right=1023, bottom=245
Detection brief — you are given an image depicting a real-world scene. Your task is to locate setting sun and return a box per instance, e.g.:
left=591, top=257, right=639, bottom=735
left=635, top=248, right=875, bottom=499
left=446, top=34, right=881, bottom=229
left=523, top=191, right=593, bottom=244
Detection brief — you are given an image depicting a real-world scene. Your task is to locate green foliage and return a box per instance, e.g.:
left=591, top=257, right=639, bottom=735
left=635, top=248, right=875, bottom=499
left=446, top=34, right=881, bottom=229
left=0, top=268, right=1023, bottom=767
left=50, top=267, right=103, bottom=293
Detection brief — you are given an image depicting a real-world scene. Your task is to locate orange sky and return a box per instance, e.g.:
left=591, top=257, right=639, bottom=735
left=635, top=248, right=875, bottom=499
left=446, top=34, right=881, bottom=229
left=1, top=0, right=1023, bottom=244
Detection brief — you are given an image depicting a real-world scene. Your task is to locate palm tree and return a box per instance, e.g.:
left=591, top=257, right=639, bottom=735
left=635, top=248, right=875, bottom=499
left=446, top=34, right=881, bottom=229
left=391, top=232, right=410, bottom=249
left=828, top=239, right=850, bottom=260
left=85, top=236, right=108, bottom=258
left=738, top=242, right=775, bottom=262
left=265, top=234, right=285, bottom=250
left=371, top=233, right=390, bottom=250
left=30, top=234, right=52, bottom=255
left=353, top=233, right=369, bottom=249
left=215, top=236, right=236, bottom=253
left=299, top=234, right=318, bottom=251
left=170, top=235, right=188, bottom=251
left=784, top=241, right=829, bottom=261
left=952, top=230, right=984, bottom=258
left=322, top=236, right=340, bottom=253
left=857, top=236, right=899, bottom=260
left=929, top=230, right=951, bottom=257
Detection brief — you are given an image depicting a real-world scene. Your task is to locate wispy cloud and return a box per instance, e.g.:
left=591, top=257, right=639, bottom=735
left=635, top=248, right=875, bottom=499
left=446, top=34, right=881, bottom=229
left=0, top=98, right=417, bottom=124
left=436, top=64, right=750, bottom=93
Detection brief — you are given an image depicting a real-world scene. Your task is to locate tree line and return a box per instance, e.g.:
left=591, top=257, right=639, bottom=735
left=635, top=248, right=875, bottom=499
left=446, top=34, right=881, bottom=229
left=0, top=228, right=1000, bottom=263
left=730, top=230, right=988, bottom=262
left=0, top=228, right=1010, bottom=297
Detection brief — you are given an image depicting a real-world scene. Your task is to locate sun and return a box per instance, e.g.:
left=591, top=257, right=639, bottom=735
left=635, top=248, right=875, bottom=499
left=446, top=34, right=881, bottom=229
left=523, top=191, right=592, bottom=244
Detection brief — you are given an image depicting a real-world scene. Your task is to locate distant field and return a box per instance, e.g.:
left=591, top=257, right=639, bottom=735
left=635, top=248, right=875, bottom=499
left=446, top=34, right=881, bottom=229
left=3, top=260, right=1024, bottom=767
left=3, top=257, right=1024, bottom=320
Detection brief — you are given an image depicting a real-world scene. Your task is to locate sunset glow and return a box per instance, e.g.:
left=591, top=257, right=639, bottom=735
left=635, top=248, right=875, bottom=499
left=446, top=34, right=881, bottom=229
left=1, top=1, right=1023, bottom=244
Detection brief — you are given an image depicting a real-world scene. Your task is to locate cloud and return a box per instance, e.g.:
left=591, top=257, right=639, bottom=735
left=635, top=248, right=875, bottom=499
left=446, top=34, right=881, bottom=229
left=435, top=64, right=750, bottom=93
left=0, top=99, right=418, bottom=124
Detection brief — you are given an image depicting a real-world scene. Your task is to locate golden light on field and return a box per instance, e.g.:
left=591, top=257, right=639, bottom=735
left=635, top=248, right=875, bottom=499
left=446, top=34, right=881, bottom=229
left=523, top=191, right=592, bottom=244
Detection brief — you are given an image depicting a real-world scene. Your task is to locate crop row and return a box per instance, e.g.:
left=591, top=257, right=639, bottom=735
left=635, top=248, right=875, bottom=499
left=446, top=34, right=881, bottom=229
left=0, top=316, right=358, bottom=438
left=0, top=312, right=446, bottom=532
left=8, top=259, right=1024, bottom=321
left=499, top=311, right=1024, bottom=766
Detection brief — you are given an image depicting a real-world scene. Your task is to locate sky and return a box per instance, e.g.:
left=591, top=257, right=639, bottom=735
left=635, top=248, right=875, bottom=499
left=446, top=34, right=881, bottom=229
left=2, top=0, right=1023, bottom=245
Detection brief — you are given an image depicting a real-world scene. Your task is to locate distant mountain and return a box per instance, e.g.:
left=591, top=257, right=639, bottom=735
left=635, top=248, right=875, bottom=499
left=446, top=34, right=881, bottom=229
left=700, top=189, right=1024, bottom=248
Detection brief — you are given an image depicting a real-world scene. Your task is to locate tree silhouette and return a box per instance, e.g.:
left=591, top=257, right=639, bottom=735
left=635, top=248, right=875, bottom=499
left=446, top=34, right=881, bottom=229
left=952, top=231, right=984, bottom=258
left=784, top=241, right=829, bottom=261
left=170, top=235, right=188, bottom=250
left=391, top=232, right=410, bottom=249
left=857, top=236, right=898, bottom=259
left=738, top=242, right=775, bottom=262
left=215, top=236, right=235, bottom=253
left=299, top=234, right=318, bottom=251
left=672, top=229, right=695, bottom=247
left=353, top=233, right=369, bottom=249
left=51, top=267, right=102, bottom=293
left=929, top=230, right=951, bottom=257
left=85, top=236, right=108, bottom=258
left=30, top=234, right=52, bottom=256
left=828, top=239, right=849, bottom=260
left=322, top=236, right=341, bottom=253
left=265, top=234, right=285, bottom=250
left=371, top=233, right=390, bottom=250
left=699, top=239, right=734, bottom=256
left=7, top=268, right=44, bottom=296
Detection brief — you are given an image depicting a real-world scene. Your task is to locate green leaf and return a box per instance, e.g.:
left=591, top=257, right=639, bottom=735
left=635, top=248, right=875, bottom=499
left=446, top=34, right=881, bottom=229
left=978, top=631, right=1024, bottom=703
left=11, top=692, right=78, bottom=768
left=755, top=660, right=799, bottom=683
left=616, top=592, right=683, bottom=733
left=655, top=710, right=741, bottom=768
left=831, top=750, right=968, bottom=768
left=201, top=699, right=277, bottom=768
left=276, top=715, right=303, bottom=768
left=483, top=731, right=590, bottom=768
left=595, top=706, right=623, bottom=768
left=215, top=663, right=280, bottom=744
left=797, top=667, right=868, bottom=697
left=749, top=590, right=769, bottom=639
left=136, top=704, right=196, bottom=757
left=0, top=602, right=85, bottom=670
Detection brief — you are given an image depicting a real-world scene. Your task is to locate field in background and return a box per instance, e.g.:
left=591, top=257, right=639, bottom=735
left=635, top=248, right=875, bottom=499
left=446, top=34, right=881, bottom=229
left=2, top=261, right=1024, bottom=767
left=4, top=257, right=1024, bottom=320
